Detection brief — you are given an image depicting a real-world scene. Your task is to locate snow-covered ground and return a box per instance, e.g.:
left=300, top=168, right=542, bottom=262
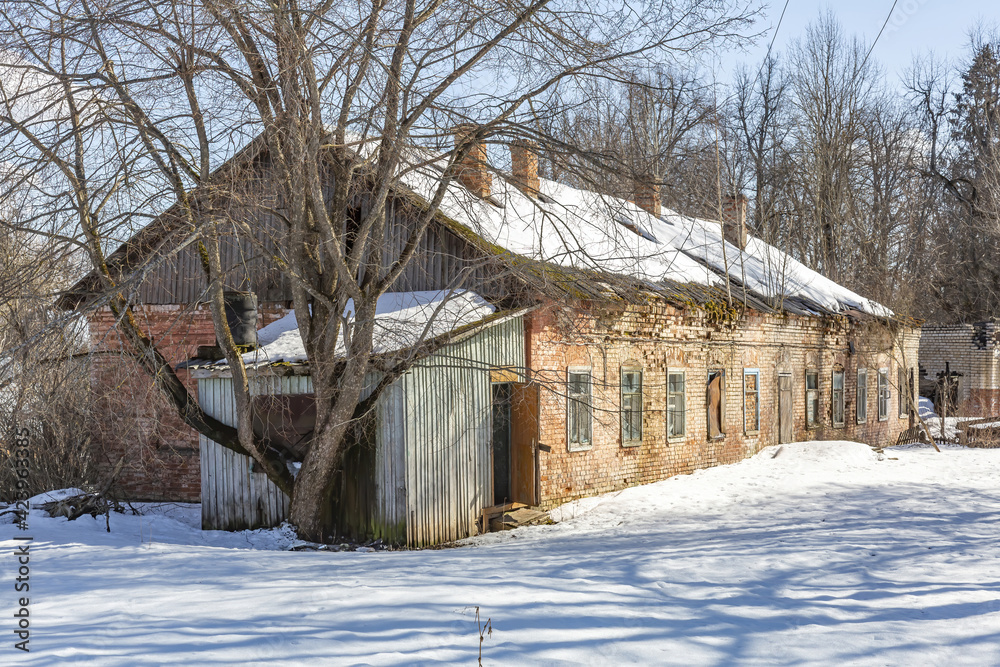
left=5, top=441, right=1000, bottom=665
left=922, top=415, right=980, bottom=441
left=916, top=397, right=981, bottom=441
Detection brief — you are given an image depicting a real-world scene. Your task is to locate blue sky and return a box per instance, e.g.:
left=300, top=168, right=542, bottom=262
left=717, top=0, right=996, bottom=84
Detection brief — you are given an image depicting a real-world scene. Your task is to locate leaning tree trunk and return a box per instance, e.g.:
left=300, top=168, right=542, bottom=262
left=288, top=305, right=376, bottom=542
left=289, top=397, right=359, bottom=542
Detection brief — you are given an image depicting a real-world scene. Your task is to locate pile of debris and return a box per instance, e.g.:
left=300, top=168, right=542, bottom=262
left=479, top=502, right=552, bottom=534
left=288, top=538, right=395, bottom=552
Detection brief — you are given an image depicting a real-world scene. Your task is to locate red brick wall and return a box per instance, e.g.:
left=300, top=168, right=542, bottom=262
left=527, top=302, right=921, bottom=508
left=87, top=302, right=288, bottom=502
left=968, top=388, right=1000, bottom=415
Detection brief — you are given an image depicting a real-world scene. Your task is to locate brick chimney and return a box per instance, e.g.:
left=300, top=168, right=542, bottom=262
left=634, top=178, right=661, bottom=218
left=721, top=193, right=748, bottom=250
left=510, top=140, right=540, bottom=198
left=453, top=124, right=492, bottom=198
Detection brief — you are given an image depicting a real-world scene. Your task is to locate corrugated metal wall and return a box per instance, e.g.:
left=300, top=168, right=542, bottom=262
left=197, top=314, right=524, bottom=546
left=198, top=375, right=310, bottom=531
left=374, top=382, right=408, bottom=540
left=401, top=316, right=525, bottom=547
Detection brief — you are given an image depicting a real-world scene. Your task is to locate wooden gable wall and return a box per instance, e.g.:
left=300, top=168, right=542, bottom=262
left=133, top=158, right=514, bottom=306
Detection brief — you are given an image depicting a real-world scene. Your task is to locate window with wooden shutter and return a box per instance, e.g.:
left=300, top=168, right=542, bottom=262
left=707, top=369, right=725, bottom=439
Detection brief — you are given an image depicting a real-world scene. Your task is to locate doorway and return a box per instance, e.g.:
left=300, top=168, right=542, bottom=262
left=778, top=373, right=793, bottom=444
left=491, top=382, right=539, bottom=507
left=491, top=383, right=513, bottom=505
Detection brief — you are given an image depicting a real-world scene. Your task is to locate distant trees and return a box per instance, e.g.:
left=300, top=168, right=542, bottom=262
left=731, top=54, right=791, bottom=247
left=909, top=36, right=1000, bottom=322
left=534, top=66, right=719, bottom=217
left=541, top=12, right=943, bottom=317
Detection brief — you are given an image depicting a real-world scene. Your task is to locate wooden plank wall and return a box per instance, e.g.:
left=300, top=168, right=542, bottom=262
left=198, top=371, right=409, bottom=536
left=137, top=171, right=504, bottom=306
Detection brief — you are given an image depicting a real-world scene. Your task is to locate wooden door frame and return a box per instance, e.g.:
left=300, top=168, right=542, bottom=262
left=509, top=381, right=539, bottom=506
left=778, top=372, right=793, bottom=444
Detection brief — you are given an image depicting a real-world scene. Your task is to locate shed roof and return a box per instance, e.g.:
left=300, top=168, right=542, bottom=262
left=183, top=289, right=529, bottom=375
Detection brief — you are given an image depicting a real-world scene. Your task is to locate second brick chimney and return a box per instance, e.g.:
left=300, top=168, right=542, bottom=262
left=634, top=178, right=661, bottom=218
left=453, top=124, right=492, bottom=198
left=721, top=193, right=749, bottom=250
left=510, top=140, right=540, bottom=198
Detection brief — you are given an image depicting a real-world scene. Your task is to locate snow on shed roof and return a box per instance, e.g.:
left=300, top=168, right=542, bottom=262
left=201, top=289, right=496, bottom=369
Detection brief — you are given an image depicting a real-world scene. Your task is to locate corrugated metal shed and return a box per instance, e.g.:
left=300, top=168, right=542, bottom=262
left=399, top=314, right=525, bottom=546
left=196, top=314, right=525, bottom=546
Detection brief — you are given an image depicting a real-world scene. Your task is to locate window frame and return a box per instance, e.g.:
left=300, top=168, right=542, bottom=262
left=878, top=368, right=890, bottom=422
left=567, top=367, right=593, bottom=452
left=666, top=370, right=687, bottom=441
left=707, top=368, right=726, bottom=440
left=743, top=368, right=761, bottom=435
left=856, top=368, right=868, bottom=424
left=805, top=369, right=820, bottom=429
left=832, top=368, right=845, bottom=428
left=620, top=367, right=643, bottom=447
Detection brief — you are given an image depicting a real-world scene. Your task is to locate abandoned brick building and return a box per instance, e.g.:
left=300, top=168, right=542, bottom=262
left=919, top=322, right=1000, bottom=416
left=64, top=134, right=921, bottom=545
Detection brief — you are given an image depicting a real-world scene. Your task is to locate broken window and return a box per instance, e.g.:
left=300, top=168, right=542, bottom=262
left=667, top=371, right=686, bottom=438
left=878, top=369, right=890, bottom=421
left=250, top=393, right=317, bottom=461
left=805, top=370, right=819, bottom=428
left=621, top=368, right=643, bottom=446
left=707, top=369, right=725, bottom=439
left=856, top=368, right=868, bottom=424
left=567, top=369, right=592, bottom=451
left=743, top=369, right=760, bottom=433
left=832, top=369, right=845, bottom=427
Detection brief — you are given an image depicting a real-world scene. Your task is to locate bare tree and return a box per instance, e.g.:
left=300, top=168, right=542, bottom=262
left=730, top=55, right=791, bottom=244
left=788, top=11, right=876, bottom=283
left=907, top=30, right=1000, bottom=322
left=0, top=0, right=757, bottom=540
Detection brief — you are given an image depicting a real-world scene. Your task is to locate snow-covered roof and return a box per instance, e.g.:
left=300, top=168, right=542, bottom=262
left=206, top=289, right=496, bottom=369
left=394, top=153, right=889, bottom=317
left=67, top=129, right=889, bottom=320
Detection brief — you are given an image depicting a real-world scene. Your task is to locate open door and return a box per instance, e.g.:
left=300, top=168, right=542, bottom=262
left=510, top=383, right=539, bottom=506
left=491, top=384, right=513, bottom=505
left=778, top=373, right=794, bottom=444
